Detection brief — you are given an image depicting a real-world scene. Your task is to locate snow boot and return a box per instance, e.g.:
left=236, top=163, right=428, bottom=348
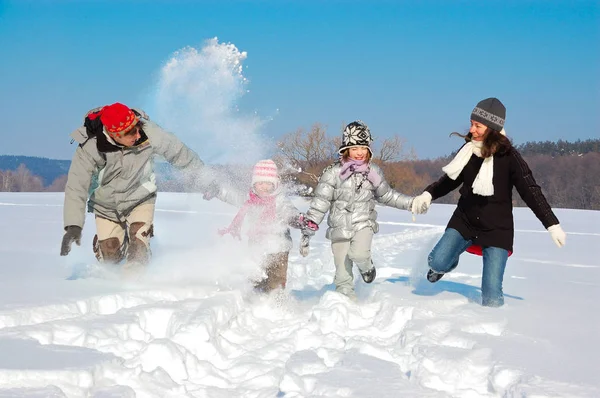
left=93, top=235, right=126, bottom=264
left=360, top=263, right=376, bottom=284
left=127, top=222, right=153, bottom=265
left=427, top=269, right=444, bottom=283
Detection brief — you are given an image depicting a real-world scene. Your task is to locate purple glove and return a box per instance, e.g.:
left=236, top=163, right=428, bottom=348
left=299, top=214, right=318, bottom=237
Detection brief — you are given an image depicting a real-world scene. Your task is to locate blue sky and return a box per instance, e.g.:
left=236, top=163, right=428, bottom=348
left=0, top=0, right=598, bottom=160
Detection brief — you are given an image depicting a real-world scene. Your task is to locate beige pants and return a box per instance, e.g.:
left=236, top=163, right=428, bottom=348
left=331, top=227, right=374, bottom=295
left=93, top=203, right=155, bottom=265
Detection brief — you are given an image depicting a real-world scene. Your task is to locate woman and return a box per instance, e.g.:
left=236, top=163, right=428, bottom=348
left=411, top=98, right=567, bottom=307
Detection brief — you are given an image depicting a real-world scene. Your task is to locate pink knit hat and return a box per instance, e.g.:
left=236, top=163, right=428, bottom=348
left=251, top=159, right=279, bottom=188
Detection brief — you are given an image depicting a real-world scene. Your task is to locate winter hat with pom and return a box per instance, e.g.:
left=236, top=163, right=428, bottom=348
left=338, top=120, right=373, bottom=155
left=88, top=102, right=139, bottom=139
left=251, top=159, right=279, bottom=188
left=471, top=98, right=506, bottom=132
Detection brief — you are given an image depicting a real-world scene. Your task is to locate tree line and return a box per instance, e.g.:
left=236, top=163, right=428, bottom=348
left=0, top=164, right=67, bottom=192
left=1, top=130, right=598, bottom=210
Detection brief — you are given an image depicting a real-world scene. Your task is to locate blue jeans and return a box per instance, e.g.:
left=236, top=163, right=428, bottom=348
left=428, top=228, right=509, bottom=307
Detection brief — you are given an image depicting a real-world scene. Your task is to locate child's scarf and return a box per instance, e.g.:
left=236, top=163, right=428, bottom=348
left=339, top=159, right=382, bottom=187
left=219, top=191, right=277, bottom=239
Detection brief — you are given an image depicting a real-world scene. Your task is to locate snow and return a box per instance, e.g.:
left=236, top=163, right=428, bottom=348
left=0, top=192, right=598, bottom=397
left=151, top=38, right=266, bottom=166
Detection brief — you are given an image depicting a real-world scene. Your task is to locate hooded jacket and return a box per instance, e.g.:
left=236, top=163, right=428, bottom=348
left=63, top=108, right=210, bottom=228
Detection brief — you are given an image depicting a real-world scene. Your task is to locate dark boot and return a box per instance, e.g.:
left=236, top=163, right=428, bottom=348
left=126, top=222, right=153, bottom=265
left=360, top=261, right=376, bottom=283
left=427, top=269, right=444, bottom=283
left=121, top=223, right=153, bottom=280
left=93, top=235, right=126, bottom=264
left=254, top=252, right=289, bottom=293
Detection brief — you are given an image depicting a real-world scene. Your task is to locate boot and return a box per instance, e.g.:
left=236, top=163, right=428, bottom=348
left=93, top=235, right=126, bottom=264
left=126, top=223, right=153, bottom=265
left=254, top=252, right=289, bottom=293
left=427, top=269, right=444, bottom=283
left=360, top=261, right=376, bottom=283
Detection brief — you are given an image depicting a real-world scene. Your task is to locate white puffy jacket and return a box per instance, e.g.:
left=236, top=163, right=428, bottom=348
left=306, top=161, right=413, bottom=241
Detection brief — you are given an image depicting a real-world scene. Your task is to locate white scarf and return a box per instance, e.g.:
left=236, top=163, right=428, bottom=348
left=442, top=128, right=506, bottom=196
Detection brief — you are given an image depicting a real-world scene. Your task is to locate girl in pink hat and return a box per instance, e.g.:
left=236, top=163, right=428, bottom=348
left=208, top=159, right=316, bottom=293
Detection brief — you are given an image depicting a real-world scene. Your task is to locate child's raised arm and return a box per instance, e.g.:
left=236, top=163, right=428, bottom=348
left=203, top=176, right=248, bottom=207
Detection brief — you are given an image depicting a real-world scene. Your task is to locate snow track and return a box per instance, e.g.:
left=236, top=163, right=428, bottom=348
left=0, top=194, right=598, bottom=397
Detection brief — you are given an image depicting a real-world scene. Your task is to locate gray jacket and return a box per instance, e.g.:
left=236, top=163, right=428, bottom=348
left=64, top=108, right=210, bottom=228
left=306, top=162, right=413, bottom=242
left=218, top=185, right=301, bottom=254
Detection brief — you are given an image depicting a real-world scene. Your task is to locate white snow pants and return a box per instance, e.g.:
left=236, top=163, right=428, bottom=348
left=330, top=227, right=374, bottom=296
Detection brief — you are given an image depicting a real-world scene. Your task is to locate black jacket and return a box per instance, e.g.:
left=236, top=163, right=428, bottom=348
left=426, top=147, right=559, bottom=252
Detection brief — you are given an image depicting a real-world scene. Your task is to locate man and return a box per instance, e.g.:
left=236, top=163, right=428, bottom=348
left=60, top=102, right=217, bottom=275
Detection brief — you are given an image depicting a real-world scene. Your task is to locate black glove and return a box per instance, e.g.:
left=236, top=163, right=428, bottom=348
left=202, top=181, right=220, bottom=201
left=60, top=226, right=82, bottom=256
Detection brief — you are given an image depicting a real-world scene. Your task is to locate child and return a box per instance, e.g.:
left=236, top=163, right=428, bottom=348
left=301, top=121, right=414, bottom=299
left=211, top=159, right=313, bottom=293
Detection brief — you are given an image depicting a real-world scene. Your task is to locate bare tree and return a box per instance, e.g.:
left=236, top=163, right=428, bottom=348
left=373, top=135, right=413, bottom=162
left=374, top=160, right=429, bottom=195
left=276, top=123, right=338, bottom=166
left=275, top=123, right=339, bottom=184
left=0, top=170, right=14, bottom=192
left=13, top=164, right=43, bottom=192
left=2, top=172, right=14, bottom=191
left=46, top=174, right=68, bottom=192
left=0, top=165, right=44, bottom=192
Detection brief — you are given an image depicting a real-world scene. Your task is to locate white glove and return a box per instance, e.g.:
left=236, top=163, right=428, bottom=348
left=411, top=191, right=432, bottom=215
left=547, top=224, right=566, bottom=248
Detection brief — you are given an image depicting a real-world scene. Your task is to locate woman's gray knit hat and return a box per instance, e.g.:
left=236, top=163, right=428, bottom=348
left=471, top=98, right=506, bottom=132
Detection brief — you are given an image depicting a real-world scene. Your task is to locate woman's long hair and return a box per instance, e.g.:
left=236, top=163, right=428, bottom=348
left=450, top=128, right=512, bottom=158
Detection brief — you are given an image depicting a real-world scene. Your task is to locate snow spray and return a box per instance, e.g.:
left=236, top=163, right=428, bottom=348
left=150, top=37, right=267, bottom=164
